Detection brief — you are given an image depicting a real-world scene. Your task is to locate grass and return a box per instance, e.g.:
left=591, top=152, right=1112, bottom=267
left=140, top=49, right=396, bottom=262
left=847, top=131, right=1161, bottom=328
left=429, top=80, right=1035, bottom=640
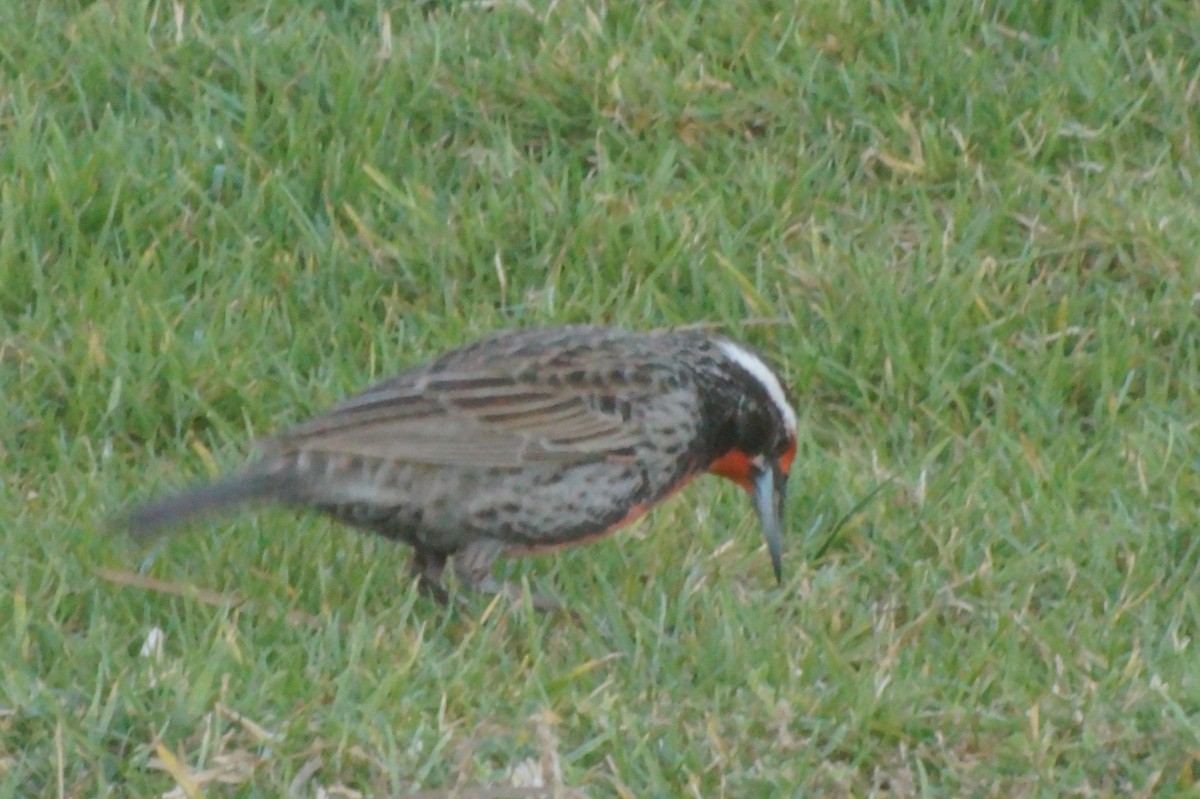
left=2, top=0, right=1198, bottom=796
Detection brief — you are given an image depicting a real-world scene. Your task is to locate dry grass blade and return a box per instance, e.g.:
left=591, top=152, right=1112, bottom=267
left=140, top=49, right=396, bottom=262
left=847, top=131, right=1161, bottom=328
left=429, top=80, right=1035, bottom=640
left=96, top=568, right=323, bottom=628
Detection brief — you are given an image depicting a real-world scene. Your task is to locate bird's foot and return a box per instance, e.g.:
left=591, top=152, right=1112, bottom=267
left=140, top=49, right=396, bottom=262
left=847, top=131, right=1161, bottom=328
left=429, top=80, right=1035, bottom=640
left=452, top=539, right=566, bottom=614
left=465, top=575, right=565, bottom=613
left=407, top=548, right=450, bottom=604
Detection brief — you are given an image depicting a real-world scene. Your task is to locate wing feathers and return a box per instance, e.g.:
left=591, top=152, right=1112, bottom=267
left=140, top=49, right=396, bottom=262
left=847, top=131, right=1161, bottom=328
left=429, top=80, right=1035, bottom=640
left=267, top=368, right=646, bottom=468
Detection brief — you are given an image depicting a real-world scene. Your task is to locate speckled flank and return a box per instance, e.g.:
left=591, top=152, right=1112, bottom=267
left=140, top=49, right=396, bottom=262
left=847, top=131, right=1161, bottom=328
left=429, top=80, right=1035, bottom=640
left=298, top=387, right=701, bottom=555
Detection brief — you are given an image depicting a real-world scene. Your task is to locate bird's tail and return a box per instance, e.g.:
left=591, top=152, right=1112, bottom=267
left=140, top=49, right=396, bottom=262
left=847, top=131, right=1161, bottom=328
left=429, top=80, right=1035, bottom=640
left=120, top=469, right=295, bottom=538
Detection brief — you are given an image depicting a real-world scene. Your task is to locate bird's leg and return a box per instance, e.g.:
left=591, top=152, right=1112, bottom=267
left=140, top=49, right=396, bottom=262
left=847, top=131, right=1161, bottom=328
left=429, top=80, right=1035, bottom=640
left=407, top=548, right=450, bottom=604
left=452, top=538, right=563, bottom=612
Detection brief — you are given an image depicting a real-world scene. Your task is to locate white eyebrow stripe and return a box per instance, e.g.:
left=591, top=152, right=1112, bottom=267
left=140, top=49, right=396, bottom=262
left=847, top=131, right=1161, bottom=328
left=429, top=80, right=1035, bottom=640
left=716, top=340, right=797, bottom=434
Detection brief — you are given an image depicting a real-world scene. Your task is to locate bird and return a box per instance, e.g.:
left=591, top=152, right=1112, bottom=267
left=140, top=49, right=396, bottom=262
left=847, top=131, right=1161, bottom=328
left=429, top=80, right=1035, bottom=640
left=122, top=325, right=798, bottom=609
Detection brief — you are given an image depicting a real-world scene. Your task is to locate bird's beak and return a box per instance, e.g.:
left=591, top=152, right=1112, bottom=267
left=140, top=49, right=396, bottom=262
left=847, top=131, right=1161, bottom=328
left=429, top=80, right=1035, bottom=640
left=751, top=460, right=787, bottom=584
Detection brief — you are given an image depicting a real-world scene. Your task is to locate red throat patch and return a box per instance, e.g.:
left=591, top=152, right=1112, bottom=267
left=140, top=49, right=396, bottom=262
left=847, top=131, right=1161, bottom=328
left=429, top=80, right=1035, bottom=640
left=708, top=438, right=797, bottom=492
left=708, top=449, right=756, bottom=491
left=779, top=439, right=797, bottom=475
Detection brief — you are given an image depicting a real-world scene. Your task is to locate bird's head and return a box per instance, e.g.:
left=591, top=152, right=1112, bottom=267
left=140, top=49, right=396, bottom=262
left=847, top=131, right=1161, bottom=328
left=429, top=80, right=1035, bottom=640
left=702, top=338, right=798, bottom=584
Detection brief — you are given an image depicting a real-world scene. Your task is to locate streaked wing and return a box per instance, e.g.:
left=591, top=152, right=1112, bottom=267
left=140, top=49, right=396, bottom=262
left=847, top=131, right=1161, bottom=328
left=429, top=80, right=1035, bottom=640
left=266, top=370, right=645, bottom=468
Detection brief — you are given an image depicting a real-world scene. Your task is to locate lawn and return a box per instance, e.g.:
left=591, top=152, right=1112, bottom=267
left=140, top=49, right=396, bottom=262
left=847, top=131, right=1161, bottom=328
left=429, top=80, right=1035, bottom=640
left=2, top=1, right=1198, bottom=796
